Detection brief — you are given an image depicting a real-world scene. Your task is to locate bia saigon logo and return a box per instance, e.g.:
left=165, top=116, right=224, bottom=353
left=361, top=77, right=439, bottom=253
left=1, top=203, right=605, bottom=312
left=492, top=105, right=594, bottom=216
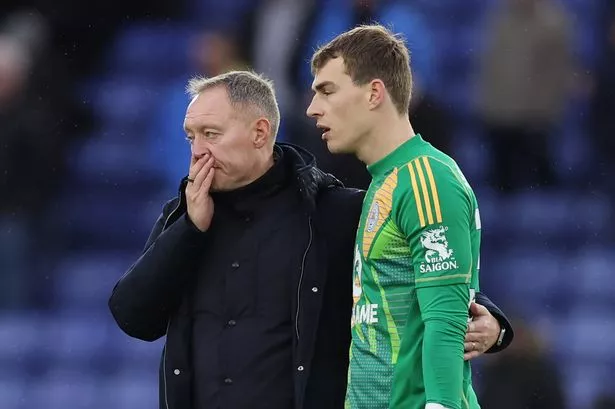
left=419, top=226, right=457, bottom=273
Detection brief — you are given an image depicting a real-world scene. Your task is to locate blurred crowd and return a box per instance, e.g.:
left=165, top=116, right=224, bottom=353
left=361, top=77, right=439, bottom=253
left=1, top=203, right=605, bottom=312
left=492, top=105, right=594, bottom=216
left=1, top=0, right=614, bottom=408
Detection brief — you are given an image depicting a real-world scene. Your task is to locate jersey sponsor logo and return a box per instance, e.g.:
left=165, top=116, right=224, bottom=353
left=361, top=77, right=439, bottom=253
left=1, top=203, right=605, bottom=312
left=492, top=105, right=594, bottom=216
left=419, top=226, right=458, bottom=273
left=352, top=303, right=379, bottom=325
left=366, top=201, right=380, bottom=233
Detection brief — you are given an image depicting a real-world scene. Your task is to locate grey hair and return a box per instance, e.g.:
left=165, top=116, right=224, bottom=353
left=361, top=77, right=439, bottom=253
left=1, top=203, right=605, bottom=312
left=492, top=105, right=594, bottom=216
left=186, top=70, right=281, bottom=140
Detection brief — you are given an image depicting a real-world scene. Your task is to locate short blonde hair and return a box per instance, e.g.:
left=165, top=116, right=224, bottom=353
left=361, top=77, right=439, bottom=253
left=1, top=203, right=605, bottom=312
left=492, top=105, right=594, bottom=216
left=187, top=70, right=281, bottom=139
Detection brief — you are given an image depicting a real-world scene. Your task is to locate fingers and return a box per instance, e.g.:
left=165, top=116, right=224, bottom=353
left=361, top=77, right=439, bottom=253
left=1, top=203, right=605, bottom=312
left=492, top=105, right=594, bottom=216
left=464, top=350, right=481, bottom=361
left=463, top=341, right=486, bottom=353
left=192, top=155, right=214, bottom=188
left=466, top=317, right=486, bottom=336
left=188, top=154, right=209, bottom=180
left=464, top=332, right=482, bottom=343
left=464, top=340, right=487, bottom=355
left=202, top=165, right=215, bottom=192
left=470, top=302, right=489, bottom=317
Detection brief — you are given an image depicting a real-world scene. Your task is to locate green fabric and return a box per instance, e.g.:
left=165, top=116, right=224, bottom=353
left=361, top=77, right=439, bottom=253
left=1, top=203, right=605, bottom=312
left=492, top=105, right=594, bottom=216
left=345, top=135, right=481, bottom=409
left=414, top=284, right=473, bottom=409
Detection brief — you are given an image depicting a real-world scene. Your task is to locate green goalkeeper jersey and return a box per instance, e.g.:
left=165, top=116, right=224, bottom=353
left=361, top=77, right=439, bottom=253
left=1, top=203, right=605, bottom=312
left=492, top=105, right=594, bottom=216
left=346, top=135, right=481, bottom=409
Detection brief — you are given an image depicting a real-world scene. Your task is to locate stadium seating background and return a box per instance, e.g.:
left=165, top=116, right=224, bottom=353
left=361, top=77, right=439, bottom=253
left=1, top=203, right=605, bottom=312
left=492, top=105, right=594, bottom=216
left=0, top=0, right=613, bottom=408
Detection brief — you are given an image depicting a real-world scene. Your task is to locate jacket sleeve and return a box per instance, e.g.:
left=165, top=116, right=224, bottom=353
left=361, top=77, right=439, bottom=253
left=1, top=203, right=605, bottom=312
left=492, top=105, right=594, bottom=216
left=475, top=292, right=514, bottom=353
left=108, top=199, right=207, bottom=341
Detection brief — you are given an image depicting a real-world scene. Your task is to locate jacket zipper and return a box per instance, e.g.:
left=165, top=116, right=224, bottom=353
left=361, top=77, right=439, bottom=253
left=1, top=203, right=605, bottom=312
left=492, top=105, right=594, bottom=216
left=163, top=319, right=171, bottom=409
left=163, top=198, right=183, bottom=230
left=295, top=217, right=313, bottom=340
left=162, top=196, right=182, bottom=409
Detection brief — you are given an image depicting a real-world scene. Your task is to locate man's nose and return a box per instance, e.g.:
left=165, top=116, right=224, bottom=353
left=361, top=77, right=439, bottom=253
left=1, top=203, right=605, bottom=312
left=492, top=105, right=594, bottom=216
left=306, top=98, right=321, bottom=118
left=191, top=139, right=211, bottom=158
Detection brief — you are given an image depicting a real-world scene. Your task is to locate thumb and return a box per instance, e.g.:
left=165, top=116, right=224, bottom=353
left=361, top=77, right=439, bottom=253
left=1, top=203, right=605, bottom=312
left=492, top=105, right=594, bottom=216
left=470, top=302, right=489, bottom=317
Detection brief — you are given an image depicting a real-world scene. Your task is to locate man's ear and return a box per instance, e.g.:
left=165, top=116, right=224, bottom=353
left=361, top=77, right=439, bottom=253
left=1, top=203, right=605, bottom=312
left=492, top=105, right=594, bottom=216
left=367, top=79, right=386, bottom=110
left=253, top=117, right=272, bottom=148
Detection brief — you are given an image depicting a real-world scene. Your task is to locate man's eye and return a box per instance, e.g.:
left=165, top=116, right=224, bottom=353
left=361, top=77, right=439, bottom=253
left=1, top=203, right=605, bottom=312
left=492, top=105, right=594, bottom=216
left=205, top=131, right=216, bottom=138
left=185, top=136, right=194, bottom=144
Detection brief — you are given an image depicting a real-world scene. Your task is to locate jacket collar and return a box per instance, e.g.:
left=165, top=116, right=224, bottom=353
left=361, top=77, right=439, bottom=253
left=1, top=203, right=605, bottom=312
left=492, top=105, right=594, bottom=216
left=175, top=143, right=343, bottom=213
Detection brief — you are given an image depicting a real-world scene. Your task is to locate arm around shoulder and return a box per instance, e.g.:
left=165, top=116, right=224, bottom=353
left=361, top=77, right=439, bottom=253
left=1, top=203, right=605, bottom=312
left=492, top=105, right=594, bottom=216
left=108, top=198, right=206, bottom=341
left=319, top=186, right=365, bottom=223
left=474, top=292, right=514, bottom=353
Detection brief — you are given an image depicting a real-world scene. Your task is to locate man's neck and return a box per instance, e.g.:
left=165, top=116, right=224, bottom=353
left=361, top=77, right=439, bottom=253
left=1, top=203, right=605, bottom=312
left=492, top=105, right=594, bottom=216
left=245, top=152, right=276, bottom=186
left=219, top=151, right=275, bottom=192
left=356, top=116, right=415, bottom=166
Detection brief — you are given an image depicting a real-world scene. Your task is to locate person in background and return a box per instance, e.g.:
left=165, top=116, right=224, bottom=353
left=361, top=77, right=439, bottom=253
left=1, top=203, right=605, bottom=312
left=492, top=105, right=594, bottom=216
left=478, top=0, right=574, bottom=192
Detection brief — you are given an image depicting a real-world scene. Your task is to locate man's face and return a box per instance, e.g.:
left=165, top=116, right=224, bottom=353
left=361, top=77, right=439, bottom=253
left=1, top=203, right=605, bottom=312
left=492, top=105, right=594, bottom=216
left=183, top=86, right=260, bottom=191
left=306, top=58, right=371, bottom=154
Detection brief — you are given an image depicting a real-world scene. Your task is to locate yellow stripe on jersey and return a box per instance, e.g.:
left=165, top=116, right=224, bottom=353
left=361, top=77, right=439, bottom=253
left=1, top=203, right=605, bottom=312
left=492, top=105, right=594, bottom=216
left=415, top=273, right=471, bottom=284
left=413, top=158, right=434, bottom=225
left=407, top=163, right=426, bottom=227
left=408, top=156, right=443, bottom=227
left=422, top=156, right=442, bottom=223
left=362, top=167, right=398, bottom=257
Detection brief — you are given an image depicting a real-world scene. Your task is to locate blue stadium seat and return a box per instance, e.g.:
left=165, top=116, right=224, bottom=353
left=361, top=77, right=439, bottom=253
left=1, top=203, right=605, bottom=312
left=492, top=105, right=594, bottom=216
left=0, top=378, right=27, bottom=409
left=87, top=77, right=168, bottom=128
left=493, top=251, right=564, bottom=299
left=564, top=313, right=615, bottom=362
left=563, top=362, right=612, bottom=409
left=485, top=191, right=611, bottom=245
left=28, top=370, right=103, bottom=409
left=570, top=248, right=615, bottom=303
left=47, top=186, right=163, bottom=250
left=68, top=134, right=166, bottom=181
left=106, top=23, right=193, bottom=81
left=53, top=252, right=136, bottom=310
left=0, top=313, right=41, bottom=364
left=107, top=368, right=159, bottom=409
left=37, top=313, right=110, bottom=367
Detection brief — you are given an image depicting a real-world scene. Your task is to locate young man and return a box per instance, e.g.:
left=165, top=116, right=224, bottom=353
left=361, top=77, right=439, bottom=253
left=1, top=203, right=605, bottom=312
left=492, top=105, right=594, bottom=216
left=307, top=25, right=486, bottom=409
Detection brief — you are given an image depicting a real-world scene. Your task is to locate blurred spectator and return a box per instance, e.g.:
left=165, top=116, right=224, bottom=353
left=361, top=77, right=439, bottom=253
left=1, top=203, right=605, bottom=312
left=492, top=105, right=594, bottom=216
left=0, top=11, right=87, bottom=309
left=148, top=28, right=249, bottom=196
left=478, top=0, right=574, bottom=193
left=250, top=0, right=316, bottom=115
left=191, top=30, right=248, bottom=76
left=590, top=8, right=615, bottom=185
left=479, top=319, right=566, bottom=409
left=2, top=0, right=188, bottom=77
left=288, top=0, right=452, bottom=189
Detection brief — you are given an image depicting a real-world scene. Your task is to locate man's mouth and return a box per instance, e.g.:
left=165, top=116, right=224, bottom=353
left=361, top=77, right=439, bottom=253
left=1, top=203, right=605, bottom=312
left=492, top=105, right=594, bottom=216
left=317, top=124, right=331, bottom=139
